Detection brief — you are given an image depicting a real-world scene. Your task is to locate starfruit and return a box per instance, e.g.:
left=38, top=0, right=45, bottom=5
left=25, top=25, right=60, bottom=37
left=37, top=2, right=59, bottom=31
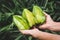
left=33, top=6, right=46, bottom=24
left=13, top=15, right=29, bottom=30
left=22, top=9, right=37, bottom=27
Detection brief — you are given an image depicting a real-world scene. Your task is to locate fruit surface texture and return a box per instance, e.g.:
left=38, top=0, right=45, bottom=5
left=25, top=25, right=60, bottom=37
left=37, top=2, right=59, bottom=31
left=22, top=9, right=36, bottom=27
left=13, top=15, right=29, bottom=30
left=33, top=6, right=46, bottom=24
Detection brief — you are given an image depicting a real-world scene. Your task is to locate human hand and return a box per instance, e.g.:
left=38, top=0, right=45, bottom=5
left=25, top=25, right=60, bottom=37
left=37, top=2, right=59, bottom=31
left=20, top=12, right=60, bottom=40
left=20, top=27, right=41, bottom=38
left=39, top=12, right=60, bottom=31
left=20, top=27, right=60, bottom=40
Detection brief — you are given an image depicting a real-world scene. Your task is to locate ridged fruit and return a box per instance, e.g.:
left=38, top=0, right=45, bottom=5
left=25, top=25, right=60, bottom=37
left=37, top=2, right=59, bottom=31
left=33, top=6, right=46, bottom=24
left=13, top=15, right=29, bottom=30
left=22, top=9, right=37, bottom=27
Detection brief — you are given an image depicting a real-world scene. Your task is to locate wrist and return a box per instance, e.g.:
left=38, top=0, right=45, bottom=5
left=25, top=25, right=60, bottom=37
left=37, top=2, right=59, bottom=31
left=49, top=22, right=60, bottom=31
left=37, top=31, right=60, bottom=40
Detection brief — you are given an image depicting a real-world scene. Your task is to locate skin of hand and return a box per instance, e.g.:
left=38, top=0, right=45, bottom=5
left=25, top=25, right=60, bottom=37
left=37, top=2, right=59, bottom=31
left=20, top=12, right=60, bottom=40
left=20, top=28, right=60, bottom=40
left=39, top=12, right=60, bottom=31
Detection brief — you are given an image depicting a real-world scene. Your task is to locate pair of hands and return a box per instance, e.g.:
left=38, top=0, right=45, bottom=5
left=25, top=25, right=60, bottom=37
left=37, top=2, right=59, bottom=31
left=20, top=12, right=60, bottom=40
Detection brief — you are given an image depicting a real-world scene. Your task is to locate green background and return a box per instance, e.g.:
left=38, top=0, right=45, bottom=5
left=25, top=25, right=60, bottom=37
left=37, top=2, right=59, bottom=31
left=0, top=0, right=60, bottom=40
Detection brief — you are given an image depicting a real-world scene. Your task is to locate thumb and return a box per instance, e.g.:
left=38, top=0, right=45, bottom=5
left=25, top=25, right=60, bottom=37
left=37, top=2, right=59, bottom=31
left=39, top=24, right=49, bottom=30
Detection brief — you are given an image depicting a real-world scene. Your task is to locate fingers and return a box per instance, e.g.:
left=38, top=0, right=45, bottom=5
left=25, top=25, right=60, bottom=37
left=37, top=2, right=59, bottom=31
left=39, top=24, right=49, bottom=30
left=39, top=12, right=52, bottom=30
left=20, top=30, right=32, bottom=35
left=19, top=28, right=40, bottom=38
left=20, top=28, right=38, bottom=35
left=43, top=12, right=50, bottom=17
left=43, top=12, right=48, bottom=16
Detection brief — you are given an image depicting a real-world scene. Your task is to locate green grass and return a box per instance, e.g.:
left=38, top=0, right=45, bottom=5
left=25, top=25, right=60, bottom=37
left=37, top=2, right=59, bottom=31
left=0, top=0, right=60, bottom=40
